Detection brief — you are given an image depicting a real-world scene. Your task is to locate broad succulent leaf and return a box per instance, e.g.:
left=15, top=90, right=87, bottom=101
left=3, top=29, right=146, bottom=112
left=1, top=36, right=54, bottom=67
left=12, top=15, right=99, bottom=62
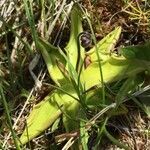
left=86, top=26, right=121, bottom=62
left=37, top=38, right=66, bottom=86
left=81, top=57, right=147, bottom=90
left=65, top=4, right=84, bottom=70
left=20, top=84, right=79, bottom=145
left=20, top=91, right=62, bottom=144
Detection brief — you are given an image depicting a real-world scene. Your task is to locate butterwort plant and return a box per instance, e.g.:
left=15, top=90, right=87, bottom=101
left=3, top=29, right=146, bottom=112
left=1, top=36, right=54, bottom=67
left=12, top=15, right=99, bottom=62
left=20, top=4, right=150, bottom=149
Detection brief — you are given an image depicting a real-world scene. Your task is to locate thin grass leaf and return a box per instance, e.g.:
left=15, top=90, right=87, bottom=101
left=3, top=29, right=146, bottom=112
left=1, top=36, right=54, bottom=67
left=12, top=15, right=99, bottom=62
left=0, top=84, right=21, bottom=150
left=39, top=0, right=46, bottom=37
left=0, top=16, right=32, bottom=54
left=4, top=27, right=15, bottom=90
left=94, top=117, right=108, bottom=149
left=23, top=0, right=38, bottom=46
left=104, top=127, right=130, bottom=150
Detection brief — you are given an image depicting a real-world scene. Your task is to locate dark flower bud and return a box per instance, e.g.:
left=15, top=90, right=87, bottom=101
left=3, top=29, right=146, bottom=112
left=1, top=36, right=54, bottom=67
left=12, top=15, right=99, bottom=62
left=80, top=32, right=92, bottom=48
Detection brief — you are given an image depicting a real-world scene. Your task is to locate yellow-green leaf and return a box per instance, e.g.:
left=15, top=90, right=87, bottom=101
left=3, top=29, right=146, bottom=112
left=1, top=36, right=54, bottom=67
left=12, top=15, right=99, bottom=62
left=37, top=38, right=67, bottom=86
left=87, top=26, right=121, bottom=62
left=20, top=84, right=78, bottom=145
left=65, top=4, right=84, bottom=69
left=82, top=57, right=146, bottom=90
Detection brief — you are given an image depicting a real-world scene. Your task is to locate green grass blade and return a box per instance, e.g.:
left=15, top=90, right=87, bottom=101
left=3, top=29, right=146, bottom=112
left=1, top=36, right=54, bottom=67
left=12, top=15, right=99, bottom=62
left=104, top=127, right=130, bottom=150
left=23, top=0, right=38, bottom=47
left=0, top=84, right=21, bottom=150
left=94, top=117, right=108, bottom=149
left=4, top=27, right=15, bottom=90
left=0, top=16, right=32, bottom=54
